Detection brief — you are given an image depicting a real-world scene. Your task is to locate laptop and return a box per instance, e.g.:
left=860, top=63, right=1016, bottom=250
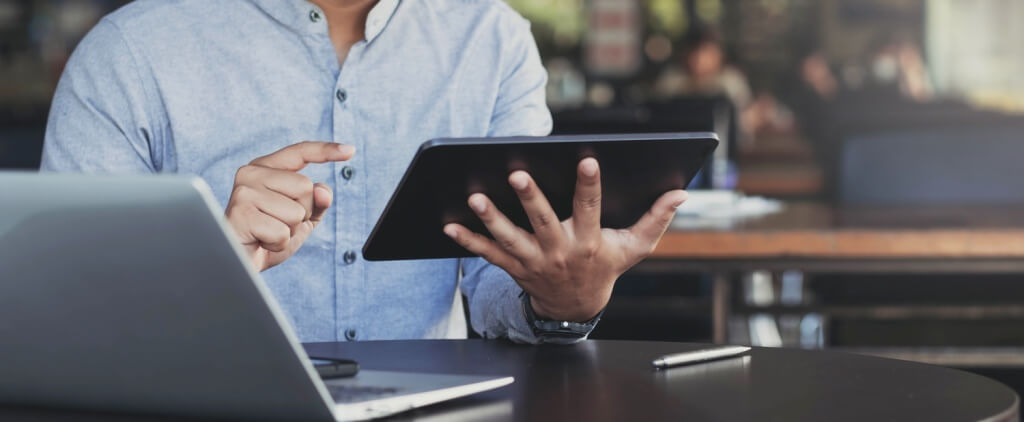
left=0, top=173, right=512, bottom=421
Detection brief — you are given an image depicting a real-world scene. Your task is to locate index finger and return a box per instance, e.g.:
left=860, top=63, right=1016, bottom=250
left=251, top=141, right=355, bottom=171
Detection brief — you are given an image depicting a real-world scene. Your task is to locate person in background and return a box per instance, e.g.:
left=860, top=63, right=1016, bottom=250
left=654, top=26, right=753, bottom=113
left=781, top=48, right=844, bottom=143
left=866, top=34, right=934, bottom=102
left=801, top=51, right=841, bottom=102
left=653, top=26, right=787, bottom=146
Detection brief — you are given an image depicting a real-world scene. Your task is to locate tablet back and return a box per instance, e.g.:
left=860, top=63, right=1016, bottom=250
left=363, top=133, right=718, bottom=261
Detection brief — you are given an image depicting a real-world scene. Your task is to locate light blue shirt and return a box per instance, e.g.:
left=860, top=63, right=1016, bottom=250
left=41, top=0, right=559, bottom=343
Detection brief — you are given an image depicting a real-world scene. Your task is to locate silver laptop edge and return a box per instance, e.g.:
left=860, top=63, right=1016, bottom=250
left=188, top=177, right=515, bottom=420
left=333, top=374, right=514, bottom=421
left=0, top=173, right=511, bottom=421
left=185, top=176, right=343, bottom=415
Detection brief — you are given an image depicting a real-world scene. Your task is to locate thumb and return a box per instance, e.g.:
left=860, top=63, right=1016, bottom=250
left=628, top=189, right=687, bottom=248
left=310, top=183, right=333, bottom=224
left=286, top=183, right=333, bottom=255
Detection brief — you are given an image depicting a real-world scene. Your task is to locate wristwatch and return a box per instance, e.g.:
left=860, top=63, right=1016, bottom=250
left=520, top=291, right=604, bottom=344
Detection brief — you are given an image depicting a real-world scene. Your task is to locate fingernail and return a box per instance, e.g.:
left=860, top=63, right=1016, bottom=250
left=509, top=173, right=529, bottom=191
left=338, top=144, right=356, bottom=155
left=443, top=225, right=458, bottom=239
left=469, top=196, right=487, bottom=214
left=672, top=195, right=687, bottom=209
left=581, top=158, right=598, bottom=177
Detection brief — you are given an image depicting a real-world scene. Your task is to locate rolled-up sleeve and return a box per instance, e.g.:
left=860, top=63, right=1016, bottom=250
left=459, top=13, right=569, bottom=344
left=41, top=19, right=167, bottom=173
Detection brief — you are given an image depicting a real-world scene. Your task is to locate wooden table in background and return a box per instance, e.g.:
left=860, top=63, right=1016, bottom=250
left=638, top=202, right=1024, bottom=345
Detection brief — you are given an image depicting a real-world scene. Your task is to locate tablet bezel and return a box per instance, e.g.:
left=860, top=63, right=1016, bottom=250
left=363, top=132, right=718, bottom=261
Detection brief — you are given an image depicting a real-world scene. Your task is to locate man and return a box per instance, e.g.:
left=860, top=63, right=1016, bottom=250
left=42, top=0, right=687, bottom=344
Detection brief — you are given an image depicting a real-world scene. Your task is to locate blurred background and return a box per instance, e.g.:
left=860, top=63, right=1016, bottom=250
left=4, top=0, right=1024, bottom=394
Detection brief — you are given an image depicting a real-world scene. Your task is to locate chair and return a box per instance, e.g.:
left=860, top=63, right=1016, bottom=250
left=839, top=125, right=1024, bottom=204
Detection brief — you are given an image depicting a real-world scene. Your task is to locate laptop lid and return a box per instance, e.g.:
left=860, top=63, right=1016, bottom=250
left=0, top=173, right=335, bottom=420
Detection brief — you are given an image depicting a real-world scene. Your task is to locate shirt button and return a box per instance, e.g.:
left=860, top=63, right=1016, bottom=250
left=345, top=329, right=358, bottom=341
left=336, top=88, right=348, bottom=104
left=309, top=10, right=322, bottom=23
left=343, top=250, right=357, bottom=265
left=340, top=165, right=355, bottom=181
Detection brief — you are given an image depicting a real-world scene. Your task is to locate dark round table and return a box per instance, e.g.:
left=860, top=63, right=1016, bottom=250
left=305, top=340, right=1017, bottom=422
left=0, top=340, right=1016, bottom=421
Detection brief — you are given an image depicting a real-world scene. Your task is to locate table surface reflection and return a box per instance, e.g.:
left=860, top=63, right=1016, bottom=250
left=303, top=339, right=1019, bottom=422
left=0, top=340, right=1016, bottom=421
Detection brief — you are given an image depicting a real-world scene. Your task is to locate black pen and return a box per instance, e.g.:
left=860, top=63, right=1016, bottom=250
left=652, top=345, right=751, bottom=370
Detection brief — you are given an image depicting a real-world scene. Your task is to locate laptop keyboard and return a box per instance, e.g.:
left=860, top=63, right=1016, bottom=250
left=326, top=385, right=401, bottom=403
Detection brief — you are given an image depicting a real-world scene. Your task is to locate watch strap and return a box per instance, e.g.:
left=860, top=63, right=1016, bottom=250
left=520, top=291, right=603, bottom=343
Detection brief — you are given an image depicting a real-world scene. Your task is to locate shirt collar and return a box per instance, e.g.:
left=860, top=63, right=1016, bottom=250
left=364, top=0, right=399, bottom=42
left=250, top=0, right=400, bottom=43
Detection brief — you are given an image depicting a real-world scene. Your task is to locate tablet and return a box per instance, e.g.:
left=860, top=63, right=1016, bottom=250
left=363, top=132, right=718, bottom=261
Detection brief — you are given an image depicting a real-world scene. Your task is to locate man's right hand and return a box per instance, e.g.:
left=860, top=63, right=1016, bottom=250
left=226, top=141, right=355, bottom=271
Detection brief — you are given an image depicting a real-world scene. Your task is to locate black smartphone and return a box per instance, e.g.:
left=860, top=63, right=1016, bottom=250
left=310, top=357, right=359, bottom=379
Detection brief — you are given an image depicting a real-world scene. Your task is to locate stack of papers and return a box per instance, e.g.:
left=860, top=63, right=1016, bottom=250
left=672, top=190, right=783, bottom=229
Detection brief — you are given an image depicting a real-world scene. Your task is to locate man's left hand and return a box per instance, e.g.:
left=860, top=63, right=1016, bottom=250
left=443, top=158, right=687, bottom=322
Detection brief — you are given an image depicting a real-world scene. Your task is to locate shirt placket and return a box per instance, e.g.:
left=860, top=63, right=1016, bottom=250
left=333, top=41, right=368, bottom=343
left=305, top=3, right=366, bottom=342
